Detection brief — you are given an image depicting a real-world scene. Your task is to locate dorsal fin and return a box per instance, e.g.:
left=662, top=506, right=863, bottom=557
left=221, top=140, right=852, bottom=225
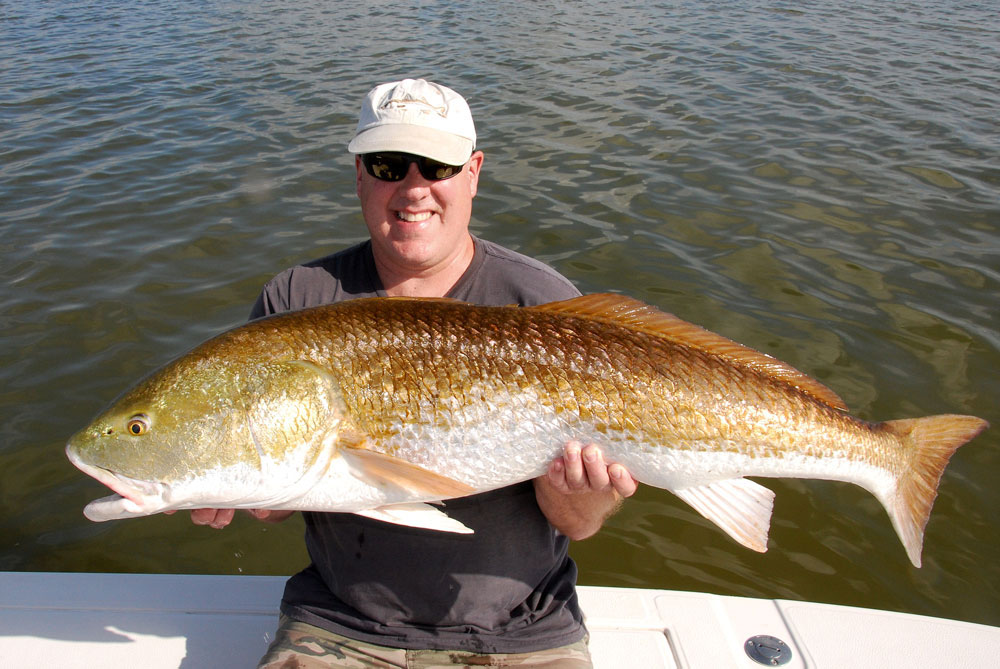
left=529, top=294, right=848, bottom=411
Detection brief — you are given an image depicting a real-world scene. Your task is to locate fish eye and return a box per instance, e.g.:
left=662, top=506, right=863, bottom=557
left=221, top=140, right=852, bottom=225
left=126, top=414, right=150, bottom=436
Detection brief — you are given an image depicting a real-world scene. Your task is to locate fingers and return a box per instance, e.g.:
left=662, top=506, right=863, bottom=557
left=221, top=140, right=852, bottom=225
left=608, top=463, right=638, bottom=498
left=560, top=442, right=585, bottom=490
left=546, top=457, right=570, bottom=493
left=248, top=509, right=296, bottom=523
left=190, top=508, right=236, bottom=529
left=182, top=508, right=294, bottom=528
left=548, top=441, right=637, bottom=497
left=570, top=442, right=610, bottom=490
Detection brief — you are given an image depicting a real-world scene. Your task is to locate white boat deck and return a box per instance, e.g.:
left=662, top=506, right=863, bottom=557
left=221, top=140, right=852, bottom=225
left=1, top=572, right=998, bottom=667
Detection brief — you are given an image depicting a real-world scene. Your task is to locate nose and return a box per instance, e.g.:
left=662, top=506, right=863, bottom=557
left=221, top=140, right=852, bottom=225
left=403, top=161, right=430, bottom=183
left=396, top=161, right=433, bottom=195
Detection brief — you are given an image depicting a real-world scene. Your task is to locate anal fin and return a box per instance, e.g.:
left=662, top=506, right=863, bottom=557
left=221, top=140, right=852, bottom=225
left=673, top=478, right=775, bottom=552
left=354, top=503, right=474, bottom=534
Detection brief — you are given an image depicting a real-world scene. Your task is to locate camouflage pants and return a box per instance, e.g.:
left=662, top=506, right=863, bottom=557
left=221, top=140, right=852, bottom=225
left=257, top=615, right=593, bottom=668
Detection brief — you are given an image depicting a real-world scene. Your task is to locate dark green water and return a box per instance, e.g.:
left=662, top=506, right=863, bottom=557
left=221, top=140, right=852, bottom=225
left=2, top=1, right=997, bottom=627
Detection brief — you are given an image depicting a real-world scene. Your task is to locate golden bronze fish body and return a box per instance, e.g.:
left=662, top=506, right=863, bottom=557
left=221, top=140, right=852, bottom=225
left=273, top=298, right=896, bottom=475
left=66, top=295, right=988, bottom=566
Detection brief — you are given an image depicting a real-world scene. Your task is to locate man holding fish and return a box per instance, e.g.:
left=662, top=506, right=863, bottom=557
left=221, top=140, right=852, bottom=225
left=196, top=79, right=635, bottom=668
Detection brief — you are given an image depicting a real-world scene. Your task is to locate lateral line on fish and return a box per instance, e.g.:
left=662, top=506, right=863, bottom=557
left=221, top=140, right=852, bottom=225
left=526, top=293, right=849, bottom=411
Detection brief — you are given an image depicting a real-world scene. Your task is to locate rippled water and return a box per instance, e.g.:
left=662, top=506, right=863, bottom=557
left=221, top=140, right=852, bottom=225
left=2, top=1, right=997, bottom=627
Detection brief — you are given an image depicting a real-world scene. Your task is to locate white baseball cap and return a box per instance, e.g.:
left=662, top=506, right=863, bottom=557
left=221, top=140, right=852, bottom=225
left=347, top=79, right=477, bottom=165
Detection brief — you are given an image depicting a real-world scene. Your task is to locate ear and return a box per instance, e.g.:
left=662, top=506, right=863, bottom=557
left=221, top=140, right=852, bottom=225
left=355, top=155, right=364, bottom=197
left=466, top=151, right=484, bottom=198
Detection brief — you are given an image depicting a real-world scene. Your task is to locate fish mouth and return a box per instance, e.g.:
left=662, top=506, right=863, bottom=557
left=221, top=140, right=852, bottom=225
left=65, top=446, right=167, bottom=521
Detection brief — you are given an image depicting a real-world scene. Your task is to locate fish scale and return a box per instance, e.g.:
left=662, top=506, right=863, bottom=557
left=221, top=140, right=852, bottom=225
left=66, top=294, right=988, bottom=567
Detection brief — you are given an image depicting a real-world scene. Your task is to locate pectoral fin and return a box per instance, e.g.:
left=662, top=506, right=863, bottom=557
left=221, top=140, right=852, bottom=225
left=340, top=443, right=476, bottom=500
left=673, top=478, right=775, bottom=552
left=353, top=503, right=474, bottom=534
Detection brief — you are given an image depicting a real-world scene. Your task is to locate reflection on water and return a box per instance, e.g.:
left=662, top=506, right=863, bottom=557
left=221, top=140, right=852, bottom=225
left=2, top=1, right=997, bottom=627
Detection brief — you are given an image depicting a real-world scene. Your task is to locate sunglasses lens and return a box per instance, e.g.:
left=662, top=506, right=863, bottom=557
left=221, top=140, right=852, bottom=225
left=425, top=161, right=461, bottom=180
left=365, top=154, right=407, bottom=181
left=363, top=153, right=462, bottom=182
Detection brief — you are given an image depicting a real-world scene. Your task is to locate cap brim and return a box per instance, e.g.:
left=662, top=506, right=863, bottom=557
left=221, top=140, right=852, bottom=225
left=348, top=125, right=474, bottom=165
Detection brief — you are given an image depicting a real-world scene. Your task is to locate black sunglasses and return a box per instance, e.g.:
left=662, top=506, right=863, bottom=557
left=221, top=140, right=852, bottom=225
left=361, top=152, right=465, bottom=182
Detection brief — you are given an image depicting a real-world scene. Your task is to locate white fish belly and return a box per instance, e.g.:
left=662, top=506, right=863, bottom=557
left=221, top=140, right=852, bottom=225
left=361, top=402, right=577, bottom=489
left=268, top=391, right=900, bottom=513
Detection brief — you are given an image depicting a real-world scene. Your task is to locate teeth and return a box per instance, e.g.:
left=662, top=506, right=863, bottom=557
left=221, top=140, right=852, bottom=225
left=397, top=211, right=432, bottom=222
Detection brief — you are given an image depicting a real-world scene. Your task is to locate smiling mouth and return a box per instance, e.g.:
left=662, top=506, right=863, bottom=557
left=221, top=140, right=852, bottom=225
left=396, top=211, right=432, bottom=222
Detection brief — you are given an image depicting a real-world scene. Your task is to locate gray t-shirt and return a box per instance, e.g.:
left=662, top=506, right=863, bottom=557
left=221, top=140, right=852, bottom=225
left=251, top=237, right=587, bottom=653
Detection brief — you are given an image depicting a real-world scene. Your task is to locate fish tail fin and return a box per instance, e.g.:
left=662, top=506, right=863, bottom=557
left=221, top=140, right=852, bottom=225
left=882, top=414, right=988, bottom=568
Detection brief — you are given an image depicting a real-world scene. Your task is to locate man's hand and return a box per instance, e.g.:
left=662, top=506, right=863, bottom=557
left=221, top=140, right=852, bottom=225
left=533, top=441, right=638, bottom=540
left=166, top=508, right=295, bottom=529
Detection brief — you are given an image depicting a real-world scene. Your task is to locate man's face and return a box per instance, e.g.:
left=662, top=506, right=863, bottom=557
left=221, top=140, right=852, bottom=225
left=356, top=151, right=484, bottom=277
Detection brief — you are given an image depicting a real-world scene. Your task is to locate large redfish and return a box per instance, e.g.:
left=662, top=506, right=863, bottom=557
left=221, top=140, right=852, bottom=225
left=65, top=295, right=988, bottom=566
